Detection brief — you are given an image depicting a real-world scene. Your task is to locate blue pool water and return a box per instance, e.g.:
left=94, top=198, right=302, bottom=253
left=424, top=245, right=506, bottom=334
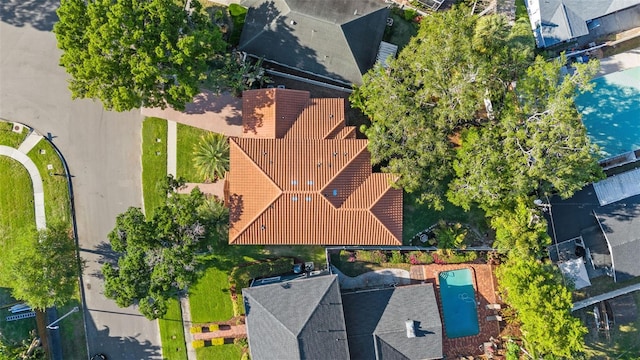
left=438, top=268, right=480, bottom=338
left=575, top=66, right=640, bottom=158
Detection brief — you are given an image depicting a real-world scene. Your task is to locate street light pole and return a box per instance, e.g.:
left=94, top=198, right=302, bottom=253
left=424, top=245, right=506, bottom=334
left=46, top=306, right=79, bottom=330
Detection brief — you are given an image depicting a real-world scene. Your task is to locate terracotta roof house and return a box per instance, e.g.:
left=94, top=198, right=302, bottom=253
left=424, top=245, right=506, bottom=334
left=226, top=88, right=402, bottom=246
left=525, top=0, right=640, bottom=48
left=242, top=275, right=350, bottom=360
left=242, top=274, right=444, bottom=360
left=238, top=0, right=390, bottom=85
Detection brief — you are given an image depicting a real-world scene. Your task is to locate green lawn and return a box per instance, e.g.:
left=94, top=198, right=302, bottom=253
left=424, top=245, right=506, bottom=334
left=189, top=267, right=234, bottom=323
left=142, top=117, right=168, bottom=217
left=196, top=344, right=243, bottom=360
left=0, top=121, right=29, bottom=148
left=0, top=156, right=36, bottom=254
left=0, top=288, right=37, bottom=345
left=177, top=124, right=214, bottom=183
left=402, top=191, right=487, bottom=244
left=27, top=141, right=70, bottom=224
left=58, top=299, right=88, bottom=359
left=159, top=298, right=188, bottom=360
left=383, top=10, right=419, bottom=50
left=580, top=291, right=640, bottom=358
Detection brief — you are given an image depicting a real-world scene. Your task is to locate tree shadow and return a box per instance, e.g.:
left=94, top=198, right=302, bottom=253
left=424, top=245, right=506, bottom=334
left=183, top=91, right=243, bottom=126
left=83, top=314, right=162, bottom=359
left=80, top=242, right=119, bottom=280
left=0, top=0, right=59, bottom=31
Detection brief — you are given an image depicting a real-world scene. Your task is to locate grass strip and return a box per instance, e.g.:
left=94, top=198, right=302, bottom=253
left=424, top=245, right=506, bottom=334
left=0, top=121, right=29, bottom=148
left=159, top=297, right=188, bottom=360
left=189, top=267, right=234, bottom=323
left=142, top=117, right=168, bottom=217
left=27, top=140, right=70, bottom=224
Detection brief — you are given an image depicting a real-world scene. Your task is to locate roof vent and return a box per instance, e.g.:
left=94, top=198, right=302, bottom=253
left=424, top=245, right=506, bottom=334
left=405, top=320, right=416, bottom=338
left=292, top=196, right=298, bottom=202
left=261, top=225, right=266, bottom=230
left=305, top=196, right=312, bottom=202
left=307, top=180, right=314, bottom=185
left=332, top=189, right=338, bottom=196
left=317, top=162, right=322, bottom=167
left=292, top=180, right=298, bottom=185
left=290, top=20, right=297, bottom=25
left=333, top=151, right=337, bottom=157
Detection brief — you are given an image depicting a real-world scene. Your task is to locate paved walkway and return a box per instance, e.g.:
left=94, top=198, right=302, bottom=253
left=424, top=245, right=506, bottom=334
left=179, top=296, right=197, bottom=360
left=142, top=91, right=242, bottom=137
left=175, top=182, right=225, bottom=199
left=0, top=143, right=46, bottom=230
left=572, top=282, right=640, bottom=311
left=598, top=47, right=640, bottom=76
left=192, top=324, right=246, bottom=340
left=331, top=266, right=411, bottom=289
left=167, top=121, right=177, bottom=176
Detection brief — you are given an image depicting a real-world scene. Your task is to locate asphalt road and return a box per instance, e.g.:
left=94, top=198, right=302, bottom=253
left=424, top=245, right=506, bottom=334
left=0, top=2, right=162, bottom=359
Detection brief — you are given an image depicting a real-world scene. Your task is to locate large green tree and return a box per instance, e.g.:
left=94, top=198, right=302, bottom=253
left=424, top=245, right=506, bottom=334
left=54, top=0, right=226, bottom=111
left=448, top=56, right=603, bottom=211
left=0, top=223, right=80, bottom=310
left=102, top=178, right=225, bottom=319
left=351, top=7, right=534, bottom=209
left=497, top=256, right=587, bottom=358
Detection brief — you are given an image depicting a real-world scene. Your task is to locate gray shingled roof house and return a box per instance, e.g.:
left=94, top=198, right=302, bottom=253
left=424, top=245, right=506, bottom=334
left=242, top=275, right=350, bottom=360
left=238, top=0, right=390, bottom=85
left=525, top=0, right=640, bottom=48
left=594, top=194, right=640, bottom=282
left=342, top=284, right=443, bottom=360
left=243, top=275, right=443, bottom=360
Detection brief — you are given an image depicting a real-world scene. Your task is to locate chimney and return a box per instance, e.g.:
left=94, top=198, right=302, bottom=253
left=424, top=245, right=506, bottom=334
left=405, top=320, right=415, bottom=338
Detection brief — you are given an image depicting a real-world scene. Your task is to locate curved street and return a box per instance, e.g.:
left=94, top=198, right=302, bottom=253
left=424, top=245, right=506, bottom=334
left=0, top=2, right=162, bottom=359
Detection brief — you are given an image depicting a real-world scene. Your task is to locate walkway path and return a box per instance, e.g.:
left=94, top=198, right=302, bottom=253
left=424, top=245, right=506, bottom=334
left=330, top=265, right=411, bottom=290
left=192, top=324, right=246, bottom=340
left=175, top=182, right=225, bottom=199
left=572, top=282, right=640, bottom=311
left=0, top=143, right=46, bottom=230
left=179, top=296, right=197, bottom=360
left=167, top=121, right=177, bottom=177
left=598, top=47, right=640, bottom=76
left=142, top=90, right=242, bottom=137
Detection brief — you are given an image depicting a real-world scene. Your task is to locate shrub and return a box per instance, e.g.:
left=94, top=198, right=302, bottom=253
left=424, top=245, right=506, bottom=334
left=506, top=341, right=520, bottom=360
left=234, top=337, right=248, bottom=347
left=192, top=340, right=205, bottom=348
left=407, top=251, right=433, bottom=265
left=389, top=251, right=405, bottom=264
left=404, top=8, right=418, bottom=21
left=439, top=251, right=477, bottom=264
left=212, top=337, right=225, bottom=346
left=355, top=250, right=387, bottom=263
left=230, top=258, right=293, bottom=315
left=190, top=326, right=202, bottom=334
left=207, top=324, right=219, bottom=332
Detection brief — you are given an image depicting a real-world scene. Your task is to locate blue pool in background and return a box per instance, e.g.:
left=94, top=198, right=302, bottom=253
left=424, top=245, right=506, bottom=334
left=438, top=268, right=480, bottom=338
left=575, top=66, right=640, bottom=158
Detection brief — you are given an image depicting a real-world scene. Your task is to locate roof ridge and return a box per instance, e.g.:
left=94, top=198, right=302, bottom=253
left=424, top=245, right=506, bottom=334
left=242, top=0, right=292, bottom=50
left=320, top=141, right=369, bottom=209
left=246, top=292, right=298, bottom=338
left=296, top=276, right=338, bottom=335
left=323, top=117, right=346, bottom=139
left=367, top=175, right=402, bottom=242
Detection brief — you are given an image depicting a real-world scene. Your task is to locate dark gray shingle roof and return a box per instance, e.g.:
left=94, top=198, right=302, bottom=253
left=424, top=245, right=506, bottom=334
left=243, top=275, right=350, bottom=360
left=239, top=0, right=389, bottom=85
left=594, top=194, right=640, bottom=281
left=342, top=284, right=443, bottom=360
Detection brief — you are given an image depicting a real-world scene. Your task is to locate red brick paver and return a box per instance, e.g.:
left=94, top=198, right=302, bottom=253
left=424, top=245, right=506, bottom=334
left=176, top=181, right=225, bottom=200
left=410, top=263, right=501, bottom=359
left=193, top=324, right=246, bottom=341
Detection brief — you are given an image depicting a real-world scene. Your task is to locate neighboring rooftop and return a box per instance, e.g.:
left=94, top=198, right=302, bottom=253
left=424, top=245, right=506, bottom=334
left=238, top=0, right=389, bottom=85
left=242, top=275, right=350, bottom=360
left=342, top=284, right=443, bottom=360
left=227, top=89, right=402, bottom=246
left=594, top=194, right=640, bottom=282
left=526, top=0, right=640, bottom=47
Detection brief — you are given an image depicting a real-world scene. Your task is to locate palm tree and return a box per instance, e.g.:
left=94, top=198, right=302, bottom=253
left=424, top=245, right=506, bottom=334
left=193, top=133, right=229, bottom=181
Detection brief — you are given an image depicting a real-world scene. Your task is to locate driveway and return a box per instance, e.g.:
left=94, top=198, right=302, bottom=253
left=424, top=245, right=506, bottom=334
left=0, top=5, right=161, bottom=359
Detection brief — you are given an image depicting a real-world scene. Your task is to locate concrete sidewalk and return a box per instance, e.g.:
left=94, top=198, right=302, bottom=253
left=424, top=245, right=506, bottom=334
left=0, top=145, right=46, bottom=230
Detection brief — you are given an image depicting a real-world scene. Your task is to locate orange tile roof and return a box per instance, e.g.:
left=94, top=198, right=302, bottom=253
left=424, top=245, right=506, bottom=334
left=228, top=89, right=402, bottom=245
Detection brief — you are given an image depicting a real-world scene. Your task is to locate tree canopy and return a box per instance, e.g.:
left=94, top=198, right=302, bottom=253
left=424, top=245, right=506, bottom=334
left=54, top=0, right=226, bottom=111
left=352, top=6, right=602, bottom=211
left=0, top=223, right=80, bottom=310
left=102, top=178, right=227, bottom=319
left=497, top=256, right=587, bottom=358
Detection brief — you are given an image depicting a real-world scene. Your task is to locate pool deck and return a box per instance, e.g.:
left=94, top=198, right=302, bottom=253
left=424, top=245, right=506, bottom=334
left=597, top=47, right=640, bottom=77
left=410, top=263, right=501, bottom=358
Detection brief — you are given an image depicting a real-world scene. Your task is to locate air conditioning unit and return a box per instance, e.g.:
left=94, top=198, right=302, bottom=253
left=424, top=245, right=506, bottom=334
left=12, top=123, right=24, bottom=133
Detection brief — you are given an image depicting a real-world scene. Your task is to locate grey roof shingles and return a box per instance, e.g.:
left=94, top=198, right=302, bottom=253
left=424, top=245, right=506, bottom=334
left=532, top=0, right=640, bottom=47
left=342, top=284, right=443, bottom=360
left=238, top=0, right=389, bottom=85
left=594, top=194, right=640, bottom=281
left=242, top=275, right=350, bottom=360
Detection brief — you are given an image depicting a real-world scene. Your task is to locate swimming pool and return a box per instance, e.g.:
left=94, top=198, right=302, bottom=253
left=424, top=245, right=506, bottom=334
left=575, top=66, right=640, bottom=158
left=438, top=268, right=479, bottom=338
